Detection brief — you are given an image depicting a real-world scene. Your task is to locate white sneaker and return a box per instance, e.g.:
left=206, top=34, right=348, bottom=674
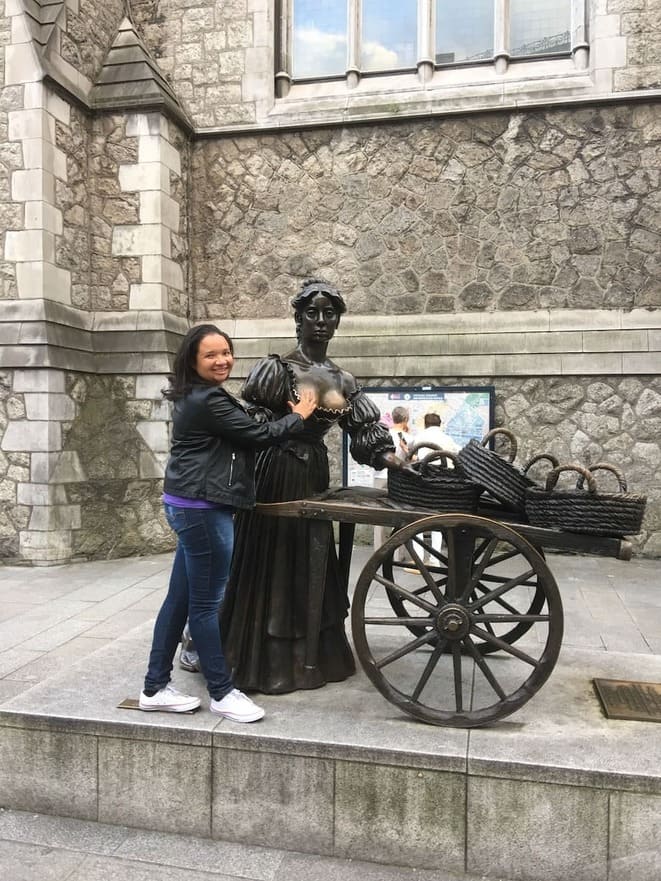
left=139, top=684, right=201, bottom=713
left=210, top=688, right=265, bottom=723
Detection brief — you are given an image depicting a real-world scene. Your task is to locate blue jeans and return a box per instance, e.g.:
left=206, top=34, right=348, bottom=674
left=144, top=504, right=235, bottom=700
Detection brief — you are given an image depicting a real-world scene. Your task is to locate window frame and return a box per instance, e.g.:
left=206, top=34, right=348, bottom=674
left=275, top=0, right=588, bottom=96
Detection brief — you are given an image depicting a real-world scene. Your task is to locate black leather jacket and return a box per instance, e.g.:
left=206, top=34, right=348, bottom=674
left=163, top=383, right=304, bottom=509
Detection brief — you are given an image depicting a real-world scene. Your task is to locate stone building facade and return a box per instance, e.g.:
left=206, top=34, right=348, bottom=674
left=0, top=1, right=660, bottom=563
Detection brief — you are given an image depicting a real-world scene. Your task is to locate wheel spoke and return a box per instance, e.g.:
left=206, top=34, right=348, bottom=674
left=463, top=636, right=508, bottom=700
left=364, top=616, right=435, bottom=626
left=403, top=539, right=447, bottom=607
left=468, top=568, right=536, bottom=611
left=452, top=643, right=463, bottom=712
left=469, top=583, right=524, bottom=616
left=473, top=614, right=550, bottom=623
left=469, top=625, right=540, bottom=666
left=460, top=537, right=498, bottom=603
left=410, top=638, right=448, bottom=701
left=374, top=572, right=439, bottom=614
left=375, top=629, right=438, bottom=669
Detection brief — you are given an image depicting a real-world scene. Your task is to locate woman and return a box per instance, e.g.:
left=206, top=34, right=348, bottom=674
left=220, top=279, right=400, bottom=694
left=139, top=324, right=316, bottom=721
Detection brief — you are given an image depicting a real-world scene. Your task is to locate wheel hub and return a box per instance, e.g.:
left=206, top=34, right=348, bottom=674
left=436, top=603, right=470, bottom=640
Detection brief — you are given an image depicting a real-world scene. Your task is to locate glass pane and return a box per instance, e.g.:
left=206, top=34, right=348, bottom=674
left=293, top=0, right=347, bottom=78
left=510, top=0, right=571, bottom=57
left=362, top=0, right=417, bottom=71
left=436, top=0, right=494, bottom=64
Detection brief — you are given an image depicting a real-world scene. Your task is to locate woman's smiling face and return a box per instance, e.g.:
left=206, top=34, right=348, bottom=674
left=195, top=333, right=234, bottom=384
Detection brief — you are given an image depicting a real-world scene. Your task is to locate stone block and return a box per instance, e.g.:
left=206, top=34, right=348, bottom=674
left=8, top=108, right=55, bottom=142
left=23, top=138, right=67, bottom=180
left=136, top=421, right=169, bottom=453
left=582, top=330, right=648, bottom=353
left=561, top=353, right=623, bottom=375
left=623, top=353, right=661, bottom=374
left=136, top=375, right=169, bottom=400
left=139, top=192, right=180, bottom=231
left=609, top=791, right=661, bottom=881
left=4, top=42, right=42, bottom=86
left=119, top=163, right=170, bottom=194
left=24, top=393, right=76, bottom=421
left=212, top=748, right=334, bottom=854
left=23, top=82, right=71, bottom=125
left=138, top=136, right=181, bottom=175
left=0, top=725, right=97, bottom=819
left=334, top=761, right=465, bottom=871
left=139, top=450, right=165, bottom=478
left=593, top=35, right=627, bottom=69
left=49, top=451, right=87, bottom=483
left=142, top=255, right=184, bottom=290
left=5, top=229, right=55, bottom=263
left=28, top=504, right=81, bottom=530
left=10, top=13, right=33, bottom=43
left=17, top=483, right=67, bottom=505
left=112, top=224, right=170, bottom=257
left=16, top=261, right=71, bottom=303
left=1, top=420, right=61, bottom=452
left=13, top=368, right=65, bottom=393
left=466, top=777, right=608, bottom=881
left=25, top=201, right=63, bottom=235
left=126, top=113, right=162, bottom=138
left=98, top=737, right=212, bottom=836
left=129, top=283, right=167, bottom=310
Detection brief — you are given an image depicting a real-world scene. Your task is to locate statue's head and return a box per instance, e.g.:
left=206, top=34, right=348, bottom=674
left=291, top=278, right=346, bottom=341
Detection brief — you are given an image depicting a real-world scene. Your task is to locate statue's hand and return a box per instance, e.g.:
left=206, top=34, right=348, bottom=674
left=289, top=387, right=317, bottom=420
left=379, top=450, right=404, bottom=470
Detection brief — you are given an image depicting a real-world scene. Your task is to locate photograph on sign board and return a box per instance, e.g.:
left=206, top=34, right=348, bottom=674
left=343, top=385, right=494, bottom=487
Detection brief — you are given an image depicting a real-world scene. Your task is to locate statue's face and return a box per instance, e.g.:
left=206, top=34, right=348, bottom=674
left=297, top=292, right=340, bottom=342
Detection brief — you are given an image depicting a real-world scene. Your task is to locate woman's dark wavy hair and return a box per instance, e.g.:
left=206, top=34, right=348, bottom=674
left=163, top=324, right=234, bottom=400
left=290, top=278, right=347, bottom=340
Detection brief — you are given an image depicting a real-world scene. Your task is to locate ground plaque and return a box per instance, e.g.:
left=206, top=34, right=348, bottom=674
left=593, top=678, right=661, bottom=723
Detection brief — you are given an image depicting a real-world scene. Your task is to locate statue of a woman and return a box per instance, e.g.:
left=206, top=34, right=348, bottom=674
left=220, top=279, right=399, bottom=693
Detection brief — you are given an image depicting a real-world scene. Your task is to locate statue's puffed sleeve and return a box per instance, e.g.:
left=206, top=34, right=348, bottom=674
left=241, top=355, right=292, bottom=417
left=341, top=389, right=395, bottom=468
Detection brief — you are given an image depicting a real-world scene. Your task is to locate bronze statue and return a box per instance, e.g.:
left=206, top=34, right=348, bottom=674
left=219, top=279, right=399, bottom=693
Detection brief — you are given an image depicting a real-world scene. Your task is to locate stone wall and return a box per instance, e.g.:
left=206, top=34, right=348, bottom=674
left=131, top=0, right=270, bottom=128
left=61, top=0, right=126, bottom=85
left=191, top=103, right=661, bottom=320
left=612, top=0, right=661, bottom=92
left=0, top=365, right=172, bottom=564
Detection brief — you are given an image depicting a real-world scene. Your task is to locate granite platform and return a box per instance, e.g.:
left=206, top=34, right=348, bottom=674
left=0, top=550, right=660, bottom=881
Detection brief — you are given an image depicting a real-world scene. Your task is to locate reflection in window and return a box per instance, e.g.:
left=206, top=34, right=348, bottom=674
left=436, top=0, right=494, bottom=65
left=510, top=0, right=571, bottom=57
left=362, top=0, right=417, bottom=71
left=292, top=0, right=347, bottom=78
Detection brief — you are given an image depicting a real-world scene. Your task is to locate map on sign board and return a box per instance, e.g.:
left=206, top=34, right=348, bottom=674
left=343, top=385, right=495, bottom=487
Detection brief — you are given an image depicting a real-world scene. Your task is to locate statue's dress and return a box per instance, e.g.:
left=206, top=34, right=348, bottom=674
left=221, top=353, right=393, bottom=694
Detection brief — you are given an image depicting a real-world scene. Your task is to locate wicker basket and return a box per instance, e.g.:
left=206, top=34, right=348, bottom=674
left=525, top=462, right=647, bottom=537
left=387, top=449, right=482, bottom=513
left=457, top=428, right=534, bottom=513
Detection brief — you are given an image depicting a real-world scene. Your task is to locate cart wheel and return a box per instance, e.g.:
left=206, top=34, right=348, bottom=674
left=351, top=514, right=563, bottom=727
left=382, top=529, right=546, bottom=653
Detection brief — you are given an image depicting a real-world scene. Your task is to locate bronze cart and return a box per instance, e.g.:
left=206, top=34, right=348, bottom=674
left=256, top=487, right=632, bottom=728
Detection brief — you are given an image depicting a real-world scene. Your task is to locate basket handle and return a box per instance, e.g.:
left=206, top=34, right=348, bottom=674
left=481, top=428, right=517, bottom=463
left=418, top=449, right=460, bottom=476
left=522, top=453, right=560, bottom=476
left=405, top=441, right=442, bottom=462
left=576, top=462, right=628, bottom=493
left=545, top=463, right=597, bottom=494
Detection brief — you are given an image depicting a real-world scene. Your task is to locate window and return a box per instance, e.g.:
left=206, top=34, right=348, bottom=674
left=278, top=1, right=585, bottom=94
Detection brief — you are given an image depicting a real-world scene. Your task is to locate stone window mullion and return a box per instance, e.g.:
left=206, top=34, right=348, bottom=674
left=494, top=0, right=510, bottom=74
left=571, top=0, right=589, bottom=70
left=417, top=0, right=434, bottom=83
left=346, top=0, right=361, bottom=88
left=275, top=0, right=293, bottom=98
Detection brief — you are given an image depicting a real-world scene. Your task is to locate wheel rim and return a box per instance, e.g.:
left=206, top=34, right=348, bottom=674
left=383, top=530, right=546, bottom=653
left=351, top=514, right=563, bottom=728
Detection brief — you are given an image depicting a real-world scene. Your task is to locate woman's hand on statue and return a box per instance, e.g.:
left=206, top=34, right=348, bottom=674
left=289, top=387, right=317, bottom=420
